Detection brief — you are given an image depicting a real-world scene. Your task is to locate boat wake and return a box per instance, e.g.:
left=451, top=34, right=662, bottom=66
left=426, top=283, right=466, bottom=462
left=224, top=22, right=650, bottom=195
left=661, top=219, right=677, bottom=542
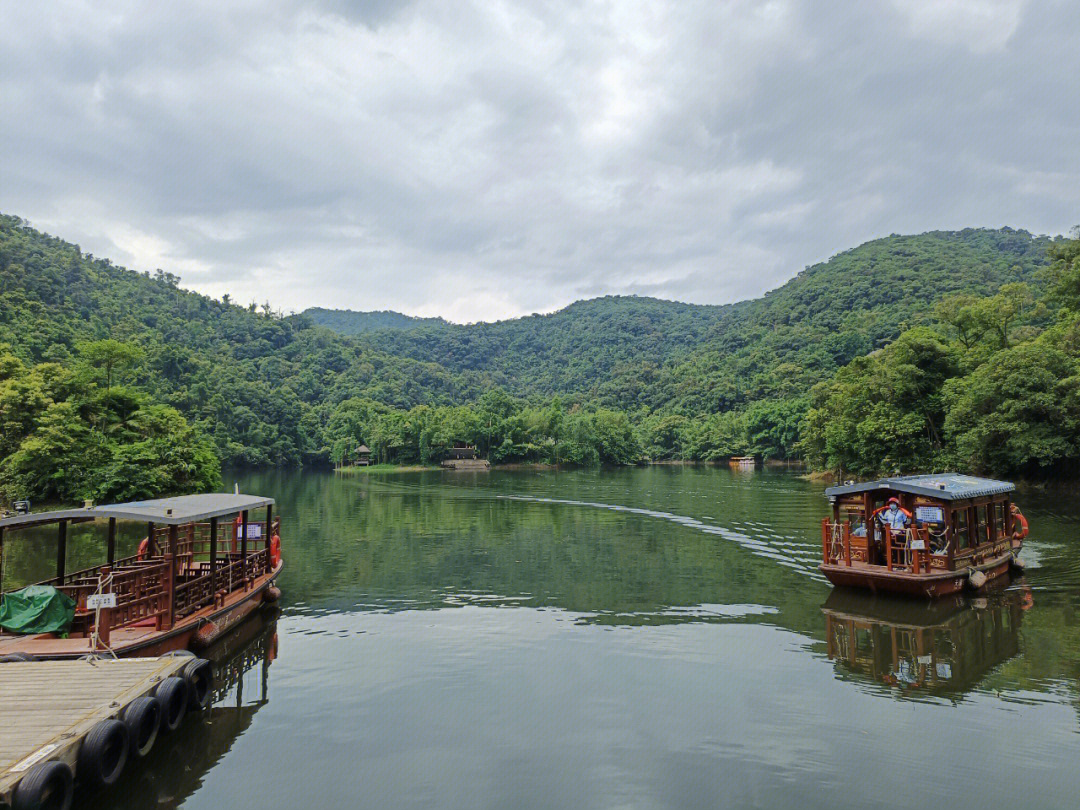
left=496, top=494, right=827, bottom=582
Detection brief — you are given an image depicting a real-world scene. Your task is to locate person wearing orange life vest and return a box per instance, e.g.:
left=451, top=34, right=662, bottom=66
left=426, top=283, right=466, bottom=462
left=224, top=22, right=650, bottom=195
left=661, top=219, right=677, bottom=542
left=877, top=497, right=912, bottom=534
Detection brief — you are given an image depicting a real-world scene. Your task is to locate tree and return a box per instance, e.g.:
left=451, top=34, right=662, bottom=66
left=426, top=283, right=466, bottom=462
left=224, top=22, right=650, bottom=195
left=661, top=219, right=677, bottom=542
left=934, top=294, right=987, bottom=350
left=1046, top=228, right=1080, bottom=311
left=970, top=282, right=1033, bottom=348
left=78, top=339, right=142, bottom=392
left=944, top=341, right=1080, bottom=475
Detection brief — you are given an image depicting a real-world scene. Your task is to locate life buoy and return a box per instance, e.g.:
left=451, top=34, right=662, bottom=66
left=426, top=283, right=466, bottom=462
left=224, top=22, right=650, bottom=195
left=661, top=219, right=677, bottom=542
left=137, top=537, right=150, bottom=560
left=1011, top=508, right=1029, bottom=540
left=270, top=533, right=282, bottom=567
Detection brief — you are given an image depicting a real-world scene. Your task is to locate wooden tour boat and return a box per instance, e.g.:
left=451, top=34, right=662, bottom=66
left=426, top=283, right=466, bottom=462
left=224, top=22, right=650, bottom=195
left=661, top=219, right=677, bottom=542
left=0, top=493, right=282, bottom=659
left=821, top=474, right=1027, bottom=599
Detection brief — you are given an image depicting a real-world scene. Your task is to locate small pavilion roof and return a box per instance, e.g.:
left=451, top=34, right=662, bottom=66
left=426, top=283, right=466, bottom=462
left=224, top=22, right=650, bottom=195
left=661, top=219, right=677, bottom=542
left=356, top=444, right=371, bottom=453
left=825, top=474, right=1014, bottom=502
left=0, top=493, right=274, bottom=530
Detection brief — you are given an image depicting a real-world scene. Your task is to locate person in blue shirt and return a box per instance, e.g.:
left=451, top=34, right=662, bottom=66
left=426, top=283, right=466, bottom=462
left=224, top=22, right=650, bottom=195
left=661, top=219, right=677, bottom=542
left=877, top=497, right=912, bottom=534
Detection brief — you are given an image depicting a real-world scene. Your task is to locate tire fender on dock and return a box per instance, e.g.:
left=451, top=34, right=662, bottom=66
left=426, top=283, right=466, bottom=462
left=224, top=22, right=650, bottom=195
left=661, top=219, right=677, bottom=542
left=121, top=696, right=161, bottom=758
left=181, top=658, right=214, bottom=710
left=12, top=760, right=73, bottom=810
left=77, top=719, right=129, bottom=788
left=154, top=676, right=189, bottom=733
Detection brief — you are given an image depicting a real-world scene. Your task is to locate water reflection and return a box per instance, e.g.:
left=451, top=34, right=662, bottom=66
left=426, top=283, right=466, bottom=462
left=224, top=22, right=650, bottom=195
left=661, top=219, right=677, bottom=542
left=77, top=609, right=279, bottom=810
left=823, top=588, right=1030, bottom=700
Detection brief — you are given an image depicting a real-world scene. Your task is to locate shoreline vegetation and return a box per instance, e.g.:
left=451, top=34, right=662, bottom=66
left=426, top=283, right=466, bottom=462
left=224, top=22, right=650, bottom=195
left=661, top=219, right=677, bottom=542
left=2, top=213, right=1079, bottom=506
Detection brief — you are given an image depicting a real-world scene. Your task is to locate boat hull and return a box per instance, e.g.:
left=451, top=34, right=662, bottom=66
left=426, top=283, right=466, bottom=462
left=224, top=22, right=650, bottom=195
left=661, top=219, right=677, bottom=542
left=0, top=563, right=282, bottom=660
left=820, top=552, right=1013, bottom=599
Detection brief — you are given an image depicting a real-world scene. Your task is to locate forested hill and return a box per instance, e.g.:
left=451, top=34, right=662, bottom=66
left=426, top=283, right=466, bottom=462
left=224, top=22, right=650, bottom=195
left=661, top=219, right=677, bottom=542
left=307, top=296, right=731, bottom=400
left=0, top=213, right=1064, bottom=496
left=309, top=228, right=1053, bottom=411
left=0, top=214, right=489, bottom=468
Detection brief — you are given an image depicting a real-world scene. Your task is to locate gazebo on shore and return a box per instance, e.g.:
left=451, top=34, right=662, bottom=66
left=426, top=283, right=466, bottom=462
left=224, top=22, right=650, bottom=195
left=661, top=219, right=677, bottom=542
left=354, top=444, right=372, bottom=466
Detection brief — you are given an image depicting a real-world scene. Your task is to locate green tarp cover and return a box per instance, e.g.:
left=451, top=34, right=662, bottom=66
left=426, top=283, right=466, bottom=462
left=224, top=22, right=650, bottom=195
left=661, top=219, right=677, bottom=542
left=0, top=585, right=75, bottom=635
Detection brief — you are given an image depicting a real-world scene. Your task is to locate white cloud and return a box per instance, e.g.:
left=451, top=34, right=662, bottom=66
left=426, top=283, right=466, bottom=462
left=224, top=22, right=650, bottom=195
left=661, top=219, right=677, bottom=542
left=0, top=0, right=1075, bottom=322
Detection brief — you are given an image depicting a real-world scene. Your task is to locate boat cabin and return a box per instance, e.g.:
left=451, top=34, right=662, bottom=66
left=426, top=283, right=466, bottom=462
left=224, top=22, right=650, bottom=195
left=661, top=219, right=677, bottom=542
left=821, top=474, right=1024, bottom=598
left=0, top=493, right=282, bottom=658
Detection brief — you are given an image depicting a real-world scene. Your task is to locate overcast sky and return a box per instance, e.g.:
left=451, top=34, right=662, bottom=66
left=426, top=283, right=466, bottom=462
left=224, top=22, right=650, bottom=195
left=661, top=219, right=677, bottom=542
left=2, top=1, right=1078, bottom=322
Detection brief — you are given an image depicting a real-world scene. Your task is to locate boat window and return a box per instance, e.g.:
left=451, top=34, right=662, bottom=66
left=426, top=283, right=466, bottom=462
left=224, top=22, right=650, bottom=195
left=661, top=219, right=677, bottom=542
left=976, top=505, right=989, bottom=544
left=994, top=503, right=1006, bottom=540
left=954, top=508, right=970, bottom=550
left=844, top=508, right=866, bottom=536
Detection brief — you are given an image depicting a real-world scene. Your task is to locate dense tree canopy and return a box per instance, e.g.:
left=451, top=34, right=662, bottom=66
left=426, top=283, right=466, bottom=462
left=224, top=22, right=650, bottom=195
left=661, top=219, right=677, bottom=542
left=0, top=211, right=1072, bottom=501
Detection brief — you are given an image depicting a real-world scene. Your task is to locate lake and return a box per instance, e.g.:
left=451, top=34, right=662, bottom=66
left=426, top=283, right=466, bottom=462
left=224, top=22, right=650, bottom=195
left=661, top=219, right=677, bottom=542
left=42, top=466, right=1080, bottom=808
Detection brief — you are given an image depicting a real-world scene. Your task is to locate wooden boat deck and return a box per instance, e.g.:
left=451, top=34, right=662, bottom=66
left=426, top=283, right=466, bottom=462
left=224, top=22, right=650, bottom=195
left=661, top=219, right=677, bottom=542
left=0, top=625, right=167, bottom=657
left=0, top=657, right=188, bottom=804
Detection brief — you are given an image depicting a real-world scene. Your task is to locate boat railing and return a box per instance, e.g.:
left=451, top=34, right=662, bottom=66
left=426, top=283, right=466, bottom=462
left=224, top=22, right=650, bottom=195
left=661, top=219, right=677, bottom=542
left=822, top=520, right=853, bottom=566
left=58, top=558, right=173, bottom=634
left=173, top=547, right=272, bottom=618
left=823, top=520, right=950, bottom=573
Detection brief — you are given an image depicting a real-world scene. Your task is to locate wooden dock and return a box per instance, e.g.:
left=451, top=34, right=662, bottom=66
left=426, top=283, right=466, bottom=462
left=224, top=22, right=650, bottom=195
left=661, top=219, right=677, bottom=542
left=0, top=657, right=189, bottom=806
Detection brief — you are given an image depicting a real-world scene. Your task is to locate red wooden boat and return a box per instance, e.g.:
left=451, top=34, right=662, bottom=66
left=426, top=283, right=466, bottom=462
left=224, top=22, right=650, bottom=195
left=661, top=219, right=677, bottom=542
left=820, top=474, right=1027, bottom=599
left=0, top=494, right=282, bottom=659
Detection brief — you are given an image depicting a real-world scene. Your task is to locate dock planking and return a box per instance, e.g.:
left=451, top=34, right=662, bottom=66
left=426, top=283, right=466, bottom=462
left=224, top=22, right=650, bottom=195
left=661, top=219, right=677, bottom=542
left=0, top=657, right=188, bottom=804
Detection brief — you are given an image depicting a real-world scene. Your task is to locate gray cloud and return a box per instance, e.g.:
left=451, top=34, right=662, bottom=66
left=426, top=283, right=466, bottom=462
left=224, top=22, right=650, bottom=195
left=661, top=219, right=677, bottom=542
left=1, top=0, right=1076, bottom=322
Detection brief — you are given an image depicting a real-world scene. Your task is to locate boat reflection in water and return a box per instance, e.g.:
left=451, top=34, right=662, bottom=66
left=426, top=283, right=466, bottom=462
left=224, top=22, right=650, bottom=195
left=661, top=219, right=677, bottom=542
left=822, top=586, right=1031, bottom=699
left=77, top=608, right=279, bottom=810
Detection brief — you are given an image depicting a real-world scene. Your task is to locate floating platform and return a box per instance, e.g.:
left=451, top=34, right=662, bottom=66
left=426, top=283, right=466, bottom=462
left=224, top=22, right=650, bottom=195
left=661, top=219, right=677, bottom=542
left=0, top=656, right=194, bottom=808
left=441, top=458, right=490, bottom=471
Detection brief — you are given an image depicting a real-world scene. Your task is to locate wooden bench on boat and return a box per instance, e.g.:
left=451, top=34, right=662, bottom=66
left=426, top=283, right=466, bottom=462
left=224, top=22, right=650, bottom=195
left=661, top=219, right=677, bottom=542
left=820, top=474, right=1027, bottom=599
left=0, top=494, right=282, bottom=659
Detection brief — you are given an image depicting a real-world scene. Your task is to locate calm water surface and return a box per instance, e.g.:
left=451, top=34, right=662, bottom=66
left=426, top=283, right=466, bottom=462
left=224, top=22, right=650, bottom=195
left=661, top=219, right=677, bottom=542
left=25, top=467, right=1080, bottom=809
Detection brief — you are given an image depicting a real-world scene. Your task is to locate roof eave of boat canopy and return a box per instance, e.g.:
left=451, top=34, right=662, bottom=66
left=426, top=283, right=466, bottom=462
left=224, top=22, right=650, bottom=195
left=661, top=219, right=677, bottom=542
left=0, top=493, right=274, bottom=530
left=825, top=474, right=1015, bottom=502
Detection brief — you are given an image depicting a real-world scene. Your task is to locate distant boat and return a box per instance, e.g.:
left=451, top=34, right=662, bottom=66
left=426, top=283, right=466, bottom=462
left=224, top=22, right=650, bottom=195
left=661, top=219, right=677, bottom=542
left=820, top=474, right=1028, bottom=599
left=729, top=456, right=756, bottom=470
left=0, top=493, right=283, bottom=659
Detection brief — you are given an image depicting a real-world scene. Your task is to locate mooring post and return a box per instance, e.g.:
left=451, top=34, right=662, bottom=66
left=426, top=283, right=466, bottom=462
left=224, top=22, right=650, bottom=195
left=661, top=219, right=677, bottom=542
left=56, top=520, right=67, bottom=581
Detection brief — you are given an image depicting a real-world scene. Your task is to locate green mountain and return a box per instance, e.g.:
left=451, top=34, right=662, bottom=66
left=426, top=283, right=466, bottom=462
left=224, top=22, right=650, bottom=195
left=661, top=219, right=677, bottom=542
left=311, top=228, right=1053, bottom=413
left=0, top=214, right=486, bottom=467
left=0, top=213, right=1062, bottom=491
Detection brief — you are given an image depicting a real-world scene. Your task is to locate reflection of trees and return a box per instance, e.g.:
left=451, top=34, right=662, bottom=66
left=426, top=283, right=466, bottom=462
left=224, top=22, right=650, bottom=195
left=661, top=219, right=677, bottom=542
left=76, top=610, right=279, bottom=810
left=823, top=589, right=1024, bottom=700
left=235, top=467, right=833, bottom=635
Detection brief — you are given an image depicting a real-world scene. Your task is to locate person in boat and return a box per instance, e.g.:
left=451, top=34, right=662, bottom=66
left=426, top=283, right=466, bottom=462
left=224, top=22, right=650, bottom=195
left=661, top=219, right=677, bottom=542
left=876, top=497, right=911, bottom=535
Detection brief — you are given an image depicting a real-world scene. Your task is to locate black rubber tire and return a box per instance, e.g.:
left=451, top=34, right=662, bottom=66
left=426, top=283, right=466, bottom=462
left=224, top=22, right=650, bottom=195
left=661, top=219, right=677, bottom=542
left=12, top=760, right=73, bottom=810
left=181, top=658, right=214, bottom=710
left=76, top=719, right=129, bottom=788
left=162, top=649, right=196, bottom=658
left=154, top=676, right=189, bottom=733
left=121, top=696, right=161, bottom=758
left=1, top=652, right=36, bottom=662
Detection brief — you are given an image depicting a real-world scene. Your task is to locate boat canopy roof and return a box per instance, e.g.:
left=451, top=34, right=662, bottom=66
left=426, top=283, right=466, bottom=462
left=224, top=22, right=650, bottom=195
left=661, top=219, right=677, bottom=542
left=825, top=474, right=1014, bottom=502
left=0, top=493, right=274, bottom=530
